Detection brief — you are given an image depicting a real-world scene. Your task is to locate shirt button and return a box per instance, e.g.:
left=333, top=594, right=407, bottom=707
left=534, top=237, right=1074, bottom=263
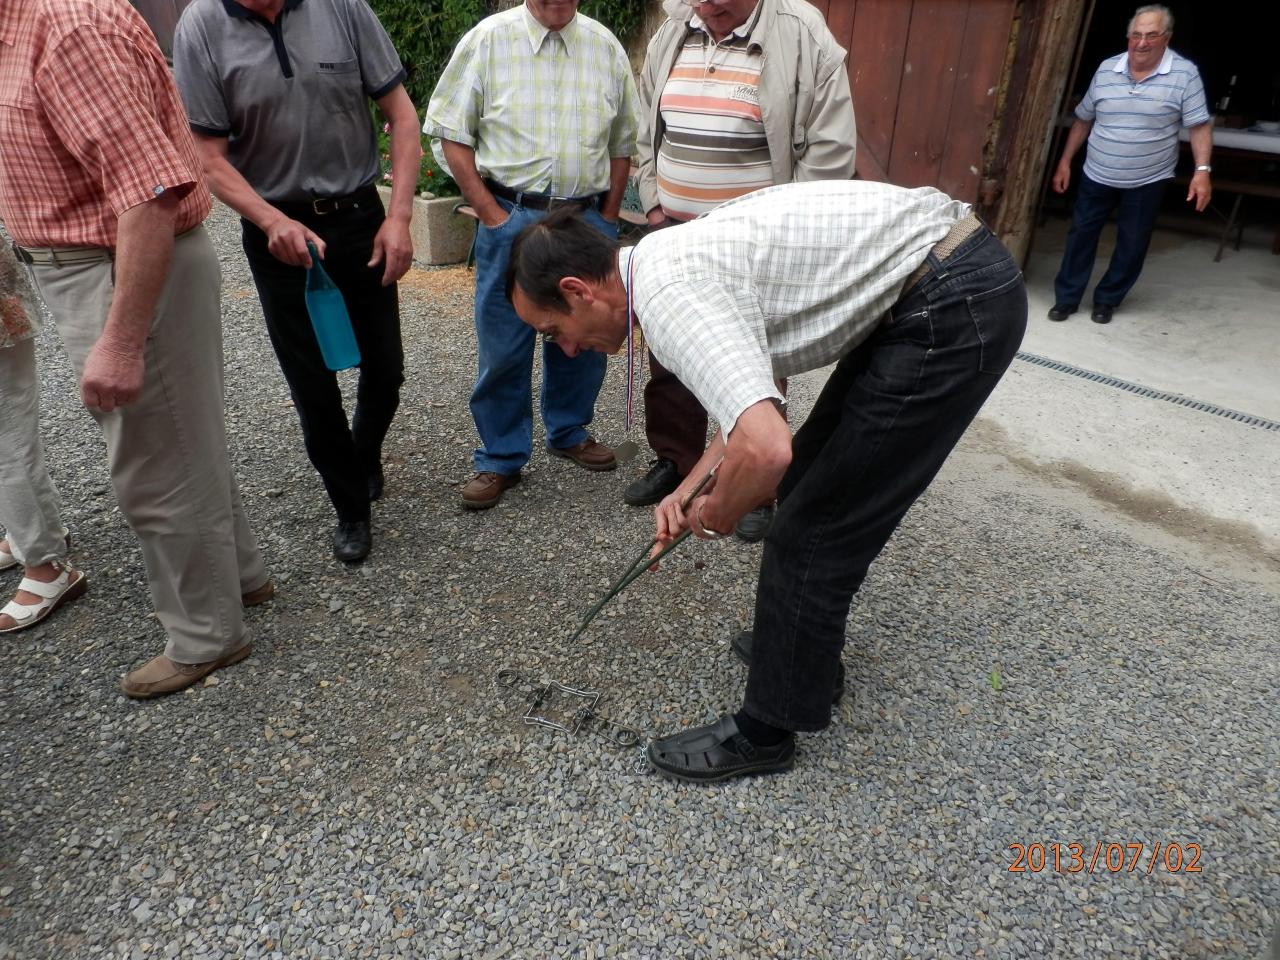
left=153, top=185, right=165, bottom=196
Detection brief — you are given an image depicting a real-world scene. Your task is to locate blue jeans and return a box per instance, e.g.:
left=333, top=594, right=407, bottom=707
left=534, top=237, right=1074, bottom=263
left=471, top=198, right=616, bottom=474
left=1053, top=172, right=1168, bottom=308
left=743, top=227, right=1027, bottom=732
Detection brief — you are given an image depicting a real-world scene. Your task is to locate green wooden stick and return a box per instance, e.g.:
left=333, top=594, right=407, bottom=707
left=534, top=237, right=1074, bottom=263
left=567, top=466, right=718, bottom=644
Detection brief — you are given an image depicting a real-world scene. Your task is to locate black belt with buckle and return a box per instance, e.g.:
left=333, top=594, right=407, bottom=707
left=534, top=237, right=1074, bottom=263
left=276, top=184, right=379, bottom=217
left=484, top=179, right=605, bottom=212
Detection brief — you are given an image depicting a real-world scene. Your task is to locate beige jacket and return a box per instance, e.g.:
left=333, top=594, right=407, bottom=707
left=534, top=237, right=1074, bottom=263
left=636, top=0, right=857, bottom=214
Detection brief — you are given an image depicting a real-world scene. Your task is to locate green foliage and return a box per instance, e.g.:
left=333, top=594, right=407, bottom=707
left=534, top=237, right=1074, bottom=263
left=580, top=0, right=646, bottom=46
left=369, top=0, right=489, bottom=111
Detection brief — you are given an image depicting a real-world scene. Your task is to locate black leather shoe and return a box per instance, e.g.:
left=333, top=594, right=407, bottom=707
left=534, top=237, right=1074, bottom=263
left=1047, top=303, right=1077, bottom=321
left=647, top=714, right=795, bottom=783
left=731, top=629, right=845, bottom=705
left=734, top=504, right=774, bottom=543
left=368, top=465, right=385, bottom=502
left=623, top=458, right=681, bottom=506
left=332, top=521, right=371, bottom=563
left=1090, top=304, right=1114, bottom=324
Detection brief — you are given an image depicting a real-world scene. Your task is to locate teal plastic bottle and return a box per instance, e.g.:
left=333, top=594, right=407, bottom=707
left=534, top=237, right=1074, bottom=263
left=304, top=240, right=361, bottom=371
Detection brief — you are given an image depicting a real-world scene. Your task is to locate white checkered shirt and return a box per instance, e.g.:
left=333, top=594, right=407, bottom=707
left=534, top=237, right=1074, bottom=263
left=423, top=4, right=638, bottom=197
left=624, top=180, right=971, bottom=435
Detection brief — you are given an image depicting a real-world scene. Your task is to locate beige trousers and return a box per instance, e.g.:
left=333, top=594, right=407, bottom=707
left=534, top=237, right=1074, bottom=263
left=0, top=337, right=66, bottom=566
left=29, top=226, right=266, bottom=663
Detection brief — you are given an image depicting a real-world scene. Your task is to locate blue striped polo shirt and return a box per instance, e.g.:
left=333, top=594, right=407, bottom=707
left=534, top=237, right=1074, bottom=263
left=1076, top=48, right=1209, bottom=188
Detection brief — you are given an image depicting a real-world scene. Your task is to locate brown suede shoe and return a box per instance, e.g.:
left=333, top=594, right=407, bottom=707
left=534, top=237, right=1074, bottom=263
left=548, top=438, right=617, bottom=472
left=460, top=470, right=521, bottom=510
left=120, top=645, right=252, bottom=699
left=241, top=580, right=275, bottom=607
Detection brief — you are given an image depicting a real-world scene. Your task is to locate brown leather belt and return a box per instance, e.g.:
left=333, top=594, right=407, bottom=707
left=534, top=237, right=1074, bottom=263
left=903, top=211, right=985, bottom=292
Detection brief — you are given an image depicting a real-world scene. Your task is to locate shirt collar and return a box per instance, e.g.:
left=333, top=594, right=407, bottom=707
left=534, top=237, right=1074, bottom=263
left=522, top=2, right=578, bottom=55
left=690, top=3, right=762, bottom=47
left=221, top=0, right=305, bottom=21
left=1114, top=47, right=1174, bottom=77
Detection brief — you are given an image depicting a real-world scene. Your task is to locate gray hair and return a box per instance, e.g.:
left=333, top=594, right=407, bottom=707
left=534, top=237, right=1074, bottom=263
left=1129, top=5, right=1173, bottom=35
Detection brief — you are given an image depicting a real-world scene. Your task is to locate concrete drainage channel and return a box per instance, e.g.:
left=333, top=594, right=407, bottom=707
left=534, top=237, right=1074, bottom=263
left=1015, top=351, right=1280, bottom=433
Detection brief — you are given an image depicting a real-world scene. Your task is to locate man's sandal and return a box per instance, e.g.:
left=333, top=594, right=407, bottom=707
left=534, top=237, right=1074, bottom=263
left=0, top=563, right=88, bottom=633
left=0, top=528, right=72, bottom=572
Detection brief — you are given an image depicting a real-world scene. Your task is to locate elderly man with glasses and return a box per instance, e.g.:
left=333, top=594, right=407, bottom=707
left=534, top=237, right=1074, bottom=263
left=1047, top=3, right=1212, bottom=325
left=624, top=0, right=855, bottom=542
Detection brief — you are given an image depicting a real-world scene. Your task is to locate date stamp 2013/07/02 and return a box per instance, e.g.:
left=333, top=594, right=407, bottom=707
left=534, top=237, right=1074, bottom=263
left=1008, top=842, right=1202, bottom=876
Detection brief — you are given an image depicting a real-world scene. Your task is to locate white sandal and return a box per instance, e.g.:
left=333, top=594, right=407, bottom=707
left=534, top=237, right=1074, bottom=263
left=0, top=528, right=72, bottom=572
left=0, top=563, right=88, bottom=633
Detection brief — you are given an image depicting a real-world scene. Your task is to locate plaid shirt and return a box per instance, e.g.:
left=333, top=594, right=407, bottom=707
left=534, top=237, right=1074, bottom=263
left=623, top=180, right=971, bottom=435
left=423, top=3, right=638, bottom=196
left=0, top=0, right=210, bottom=249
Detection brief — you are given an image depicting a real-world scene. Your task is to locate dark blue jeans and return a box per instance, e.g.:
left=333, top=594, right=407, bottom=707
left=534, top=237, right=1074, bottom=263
left=1053, top=172, right=1168, bottom=308
left=470, top=197, right=615, bottom=474
left=743, top=227, right=1027, bottom=732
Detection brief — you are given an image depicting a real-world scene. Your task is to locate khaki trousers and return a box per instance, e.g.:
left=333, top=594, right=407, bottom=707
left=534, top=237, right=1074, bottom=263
left=29, top=226, right=266, bottom=663
left=0, top=337, right=66, bottom=566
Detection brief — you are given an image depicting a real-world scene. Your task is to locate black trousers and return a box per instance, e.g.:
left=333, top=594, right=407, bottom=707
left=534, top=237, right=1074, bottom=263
left=744, top=227, right=1028, bottom=732
left=242, top=191, right=405, bottom=523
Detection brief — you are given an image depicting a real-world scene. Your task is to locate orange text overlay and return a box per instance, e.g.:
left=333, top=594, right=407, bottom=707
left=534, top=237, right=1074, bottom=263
left=1008, top=842, right=1202, bottom=875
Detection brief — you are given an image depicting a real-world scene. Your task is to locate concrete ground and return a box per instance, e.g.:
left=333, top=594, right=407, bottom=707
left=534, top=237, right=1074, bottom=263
left=978, top=216, right=1280, bottom=587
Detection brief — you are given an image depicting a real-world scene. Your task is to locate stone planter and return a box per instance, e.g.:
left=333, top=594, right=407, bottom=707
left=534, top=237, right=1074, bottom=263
left=377, top=186, right=474, bottom=266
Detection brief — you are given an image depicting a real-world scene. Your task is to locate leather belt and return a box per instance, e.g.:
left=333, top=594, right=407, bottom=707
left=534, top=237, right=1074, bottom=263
left=484, top=179, right=605, bottom=212
left=903, top=212, right=985, bottom=292
left=275, top=184, right=379, bottom=217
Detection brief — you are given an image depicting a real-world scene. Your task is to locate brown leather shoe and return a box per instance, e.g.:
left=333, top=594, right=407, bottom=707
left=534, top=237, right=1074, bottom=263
left=460, top=470, right=521, bottom=509
left=120, top=645, right=252, bottom=699
left=548, top=438, right=617, bottom=472
left=241, top=580, right=275, bottom=607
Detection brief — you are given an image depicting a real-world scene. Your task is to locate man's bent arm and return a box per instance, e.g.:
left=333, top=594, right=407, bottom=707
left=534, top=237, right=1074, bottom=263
left=440, top=140, right=506, bottom=228
left=80, top=192, right=179, bottom=412
left=192, top=132, right=325, bottom=267
left=600, top=156, right=630, bottom=222
left=654, top=399, right=791, bottom=544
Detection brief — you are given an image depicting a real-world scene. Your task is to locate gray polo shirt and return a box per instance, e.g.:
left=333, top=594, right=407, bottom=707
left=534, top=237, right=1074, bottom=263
left=173, top=0, right=406, bottom=202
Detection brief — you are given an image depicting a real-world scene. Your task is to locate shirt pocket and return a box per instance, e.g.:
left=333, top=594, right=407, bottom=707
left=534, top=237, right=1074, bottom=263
left=0, top=76, right=36, bottom=111
left=313, top=58, right=362, bottom=115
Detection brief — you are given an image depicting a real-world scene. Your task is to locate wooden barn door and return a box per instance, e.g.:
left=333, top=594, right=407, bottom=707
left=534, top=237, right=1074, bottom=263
left=812, top=0, right=1018, bottom=202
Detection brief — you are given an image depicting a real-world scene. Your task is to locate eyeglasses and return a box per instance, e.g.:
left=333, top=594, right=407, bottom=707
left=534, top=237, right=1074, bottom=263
left=1127, top=31, right=1167, bottom=42
left=681, top=0, right=735, bottom=6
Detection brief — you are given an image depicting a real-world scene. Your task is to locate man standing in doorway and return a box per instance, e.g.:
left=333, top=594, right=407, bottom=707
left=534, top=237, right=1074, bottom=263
left=0, top=0, right=270, bottom=697
left=1047, top=3, right=1211, bottom=325
left=625, top=0, right=856, bottom=542
left=424, top=0, right=638, bottom=510
left=174, top=0, right=421, bottom=563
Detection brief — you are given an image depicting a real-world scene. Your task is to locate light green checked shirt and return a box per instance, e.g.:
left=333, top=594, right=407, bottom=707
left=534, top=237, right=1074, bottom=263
left=424, top=3, right=638, bottom=197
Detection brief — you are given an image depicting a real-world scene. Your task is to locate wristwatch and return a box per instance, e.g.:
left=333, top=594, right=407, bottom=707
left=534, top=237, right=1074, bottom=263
left=1195, top=164, right=1212, bottom=173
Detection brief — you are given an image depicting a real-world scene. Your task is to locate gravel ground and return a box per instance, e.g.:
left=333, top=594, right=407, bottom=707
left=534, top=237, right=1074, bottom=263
left=1, top=202, right=1276, bottom=959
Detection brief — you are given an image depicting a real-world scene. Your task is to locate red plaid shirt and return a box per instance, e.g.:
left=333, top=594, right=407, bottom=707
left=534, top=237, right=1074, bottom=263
left=0, top=0, right=210, bottom=249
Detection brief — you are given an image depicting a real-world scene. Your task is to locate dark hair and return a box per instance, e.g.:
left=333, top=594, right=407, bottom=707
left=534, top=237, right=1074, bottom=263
left=505, top=206, right=620, bottom=312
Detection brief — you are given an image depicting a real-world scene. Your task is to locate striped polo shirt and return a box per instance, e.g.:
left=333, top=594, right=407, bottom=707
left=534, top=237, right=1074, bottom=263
left=655, top=9, right=772, bottom=221
left=1075, top=48, right=1209, bottom=189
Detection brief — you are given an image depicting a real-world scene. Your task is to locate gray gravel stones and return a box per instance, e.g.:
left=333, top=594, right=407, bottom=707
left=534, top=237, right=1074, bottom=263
left=0, top=202, right=1276, bottom=958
